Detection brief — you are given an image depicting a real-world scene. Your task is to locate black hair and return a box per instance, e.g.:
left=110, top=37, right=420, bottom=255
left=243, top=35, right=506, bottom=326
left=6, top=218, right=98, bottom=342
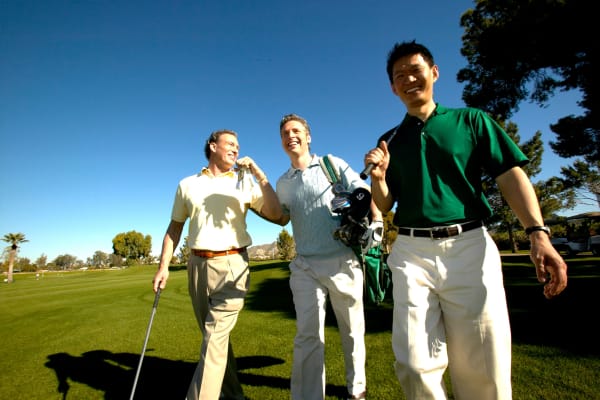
left=386, top=40, right=435, bottom=83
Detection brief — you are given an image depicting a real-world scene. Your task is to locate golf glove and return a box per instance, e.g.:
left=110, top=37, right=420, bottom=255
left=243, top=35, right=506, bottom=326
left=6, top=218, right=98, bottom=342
left=361, top=220, right=384, bottom=250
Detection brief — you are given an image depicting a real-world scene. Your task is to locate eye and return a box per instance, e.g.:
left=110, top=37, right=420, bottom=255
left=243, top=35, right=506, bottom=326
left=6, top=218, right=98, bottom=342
left=393, top=73, right=405, bottom=82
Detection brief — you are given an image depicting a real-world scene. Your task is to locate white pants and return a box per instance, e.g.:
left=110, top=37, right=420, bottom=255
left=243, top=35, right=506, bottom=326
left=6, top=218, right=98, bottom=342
left=289, top=252, right=367, bottom=400
left=387, top=227, right=512, bottom=400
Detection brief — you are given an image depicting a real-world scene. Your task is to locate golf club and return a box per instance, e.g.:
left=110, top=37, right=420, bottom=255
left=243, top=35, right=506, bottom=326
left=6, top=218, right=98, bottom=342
left=129, top=287, right=162, bottom=400
left=360, top=124, right=400, bottom=180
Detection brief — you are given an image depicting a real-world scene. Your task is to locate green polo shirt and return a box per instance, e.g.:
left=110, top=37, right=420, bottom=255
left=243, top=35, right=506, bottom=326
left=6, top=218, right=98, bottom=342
left=379, top=104, right=528, bottom=227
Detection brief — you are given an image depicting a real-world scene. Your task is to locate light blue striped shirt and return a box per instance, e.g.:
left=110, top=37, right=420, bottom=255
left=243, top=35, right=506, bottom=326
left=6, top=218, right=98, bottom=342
left=276, top=154, right=368, bottom=258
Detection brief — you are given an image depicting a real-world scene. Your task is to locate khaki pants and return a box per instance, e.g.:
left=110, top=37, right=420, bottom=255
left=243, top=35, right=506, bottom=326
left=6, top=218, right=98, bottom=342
left=186, top=252, right=250, bottom=400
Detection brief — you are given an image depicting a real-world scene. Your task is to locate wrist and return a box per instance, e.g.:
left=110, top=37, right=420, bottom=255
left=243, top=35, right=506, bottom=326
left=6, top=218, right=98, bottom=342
left=525, top=225, right=551, bottom=237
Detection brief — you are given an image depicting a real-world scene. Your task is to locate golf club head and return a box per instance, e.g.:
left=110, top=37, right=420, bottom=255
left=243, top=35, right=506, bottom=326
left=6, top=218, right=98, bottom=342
left=331, top=192, right=352, bottom=213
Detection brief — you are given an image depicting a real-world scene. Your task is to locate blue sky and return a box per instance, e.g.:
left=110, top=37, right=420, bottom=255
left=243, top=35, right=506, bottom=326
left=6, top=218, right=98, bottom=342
left=1, top=1, right=595, bottom=263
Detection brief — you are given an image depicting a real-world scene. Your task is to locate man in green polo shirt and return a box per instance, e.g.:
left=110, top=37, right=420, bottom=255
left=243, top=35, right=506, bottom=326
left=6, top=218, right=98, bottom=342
left=363, top=40, right=568, bottom=400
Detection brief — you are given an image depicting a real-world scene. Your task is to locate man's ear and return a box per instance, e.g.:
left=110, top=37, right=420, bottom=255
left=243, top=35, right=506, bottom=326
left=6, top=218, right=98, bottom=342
left=307, top=134, right=311, bottom=143
left=210, top=141, right=217, bottom=153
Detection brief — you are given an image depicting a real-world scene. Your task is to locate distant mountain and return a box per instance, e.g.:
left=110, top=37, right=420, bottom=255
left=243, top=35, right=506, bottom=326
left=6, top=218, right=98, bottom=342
left=248, top=241, right=279, bottom=260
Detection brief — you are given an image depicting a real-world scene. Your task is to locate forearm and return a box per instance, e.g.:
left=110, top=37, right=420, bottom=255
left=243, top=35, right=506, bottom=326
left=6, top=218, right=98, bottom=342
left=370, top=176, right=394, bottom=214
left=158, top=220, right=184, bottom=271
left=370, top=200, right=384, bottom=221
left=257, top=179, right=284, bottom=222
left=496, top=167, right=544, bottom=228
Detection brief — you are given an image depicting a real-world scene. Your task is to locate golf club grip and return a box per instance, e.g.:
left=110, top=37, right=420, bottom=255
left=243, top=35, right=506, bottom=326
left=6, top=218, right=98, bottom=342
left=360, top=163, right=374, bottom=180
left=361, top=124, right=401, bottom=180
left=153, top=287, right=161, bottom=308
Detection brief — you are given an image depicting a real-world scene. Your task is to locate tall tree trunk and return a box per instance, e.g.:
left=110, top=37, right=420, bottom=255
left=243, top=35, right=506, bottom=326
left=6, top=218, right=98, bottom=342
left=507, top=223, right=518, bottom=253
left=7, top=245, right=16, bottom=283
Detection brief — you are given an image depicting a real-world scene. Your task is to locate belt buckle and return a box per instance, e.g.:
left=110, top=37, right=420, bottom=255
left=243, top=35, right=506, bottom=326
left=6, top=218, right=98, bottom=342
left=430, top=226, right=447, bottom=240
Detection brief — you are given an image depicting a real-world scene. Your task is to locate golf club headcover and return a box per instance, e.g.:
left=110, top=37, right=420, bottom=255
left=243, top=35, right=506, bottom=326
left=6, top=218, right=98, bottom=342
left=347, top=187, right=371, bottom=221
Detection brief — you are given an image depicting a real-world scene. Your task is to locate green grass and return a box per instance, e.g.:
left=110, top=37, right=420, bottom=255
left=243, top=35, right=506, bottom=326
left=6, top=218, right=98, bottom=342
left=0, top=256, right=599, bottom=399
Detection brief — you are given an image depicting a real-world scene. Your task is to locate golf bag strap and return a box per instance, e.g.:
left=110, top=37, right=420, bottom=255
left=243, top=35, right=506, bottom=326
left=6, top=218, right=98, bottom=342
left=319, top=154, right=341, bottom=185
left=321, top=156, right=369, bottom=294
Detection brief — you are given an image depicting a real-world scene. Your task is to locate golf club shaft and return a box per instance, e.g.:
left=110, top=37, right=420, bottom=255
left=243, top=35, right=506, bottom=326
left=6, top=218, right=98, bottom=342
left=130, top=287, right=161, bottom=400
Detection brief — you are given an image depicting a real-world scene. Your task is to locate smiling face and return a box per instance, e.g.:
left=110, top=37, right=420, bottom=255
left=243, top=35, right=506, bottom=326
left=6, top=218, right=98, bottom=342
left=280, top=118, right=311, bottom=159
left=210, top=132, right=239, bottom=170
left=390, top=53, right=439, bottom=110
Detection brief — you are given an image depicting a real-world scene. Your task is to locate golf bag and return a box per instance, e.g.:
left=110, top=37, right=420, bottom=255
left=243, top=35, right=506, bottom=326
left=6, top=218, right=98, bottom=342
left=320, top=154, right=391, bottom=305
left=361, top=244, right=391, bottom=305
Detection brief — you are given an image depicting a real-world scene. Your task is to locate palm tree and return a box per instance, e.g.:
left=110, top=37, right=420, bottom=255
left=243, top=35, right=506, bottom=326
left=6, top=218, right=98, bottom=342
left=2, top=233, right=28, bottom=283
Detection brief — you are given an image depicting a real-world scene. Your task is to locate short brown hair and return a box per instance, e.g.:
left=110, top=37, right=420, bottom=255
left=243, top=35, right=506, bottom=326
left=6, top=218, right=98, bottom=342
left=279, top=113, right=311, bottom=135
left=204, top=129, right=237, bottom=160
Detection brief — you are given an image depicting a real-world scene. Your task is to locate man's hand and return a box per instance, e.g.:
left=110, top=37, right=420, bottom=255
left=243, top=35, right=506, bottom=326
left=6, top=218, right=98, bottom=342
left=529, top=231, right=568, bottom=299
left=237, top=156, right=267, bottom=183
left=361, top=220, right=384, bottom=250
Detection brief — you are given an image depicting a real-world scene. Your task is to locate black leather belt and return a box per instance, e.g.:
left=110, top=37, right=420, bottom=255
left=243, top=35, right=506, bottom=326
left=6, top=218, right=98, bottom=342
left=397, top=220, right=483, bottom=239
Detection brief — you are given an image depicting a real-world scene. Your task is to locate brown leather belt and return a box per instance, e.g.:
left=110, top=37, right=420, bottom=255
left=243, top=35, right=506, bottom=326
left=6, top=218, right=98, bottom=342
left=397, top=220, right=483, bottom=239
left=191, top=247, right=247, bottom=258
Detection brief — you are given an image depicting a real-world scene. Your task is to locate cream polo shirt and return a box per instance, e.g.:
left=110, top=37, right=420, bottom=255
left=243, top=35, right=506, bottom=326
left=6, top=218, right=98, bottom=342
left=171, top=168, right=265, bottom=251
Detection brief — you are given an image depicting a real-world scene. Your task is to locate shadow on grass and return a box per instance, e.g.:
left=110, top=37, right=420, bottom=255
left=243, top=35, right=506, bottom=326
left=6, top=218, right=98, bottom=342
left=245, top=261, right=295, bottom=320
left=45, top=349, right=296, bottom=399
left=244, top=256, right=600, bottom=355
left=502, top=254, right=600, bottom=357
left=244, top=261, right=394, bottom=333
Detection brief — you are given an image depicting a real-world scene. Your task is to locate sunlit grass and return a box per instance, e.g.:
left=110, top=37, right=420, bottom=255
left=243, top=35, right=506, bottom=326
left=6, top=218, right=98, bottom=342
left=1, top=257, right=598, bottom=399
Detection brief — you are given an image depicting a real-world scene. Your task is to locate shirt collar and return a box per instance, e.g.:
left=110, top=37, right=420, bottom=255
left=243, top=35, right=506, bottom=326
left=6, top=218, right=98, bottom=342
left=402, top=103, right=447, bottom=125
left=201, top=167, right=235, bottom=178
left=284, top=154, right=320, bottom=178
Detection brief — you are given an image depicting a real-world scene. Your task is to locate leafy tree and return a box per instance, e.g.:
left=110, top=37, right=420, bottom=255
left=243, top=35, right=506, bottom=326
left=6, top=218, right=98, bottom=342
left=177, top=237, right=190, bottom=265
left=53, top=254, right=77, bottom=270
left=483, top=122, right=575, bottom=251
left=35, top=254, right=47, bottom=270
left=142, top=255, right=157, bottom=265
left=458, top=0, right=598, bottom=206
left=89, top=251, right=109, bottom=269
left=112, top=230, right=152, bottom=265
left=276, top=229, right=296, bottom=261
left=2, top=233, right=28, bottom=283
left=109, top=253, right=123, bottom=267
left=16, top=257, right=34, bottom=272
left=560, top=160, right=600, bottom=207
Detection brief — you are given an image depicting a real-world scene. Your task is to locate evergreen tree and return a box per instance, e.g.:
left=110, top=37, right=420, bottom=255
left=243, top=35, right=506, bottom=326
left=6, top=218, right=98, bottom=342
left=276, top=229, right=295, bottom=261
left=459, top=0, right=598, bottom=207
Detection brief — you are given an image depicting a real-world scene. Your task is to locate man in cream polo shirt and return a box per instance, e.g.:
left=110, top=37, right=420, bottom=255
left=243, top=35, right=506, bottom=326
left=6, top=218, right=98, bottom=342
left=152, top=129, right=282, bottom=400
